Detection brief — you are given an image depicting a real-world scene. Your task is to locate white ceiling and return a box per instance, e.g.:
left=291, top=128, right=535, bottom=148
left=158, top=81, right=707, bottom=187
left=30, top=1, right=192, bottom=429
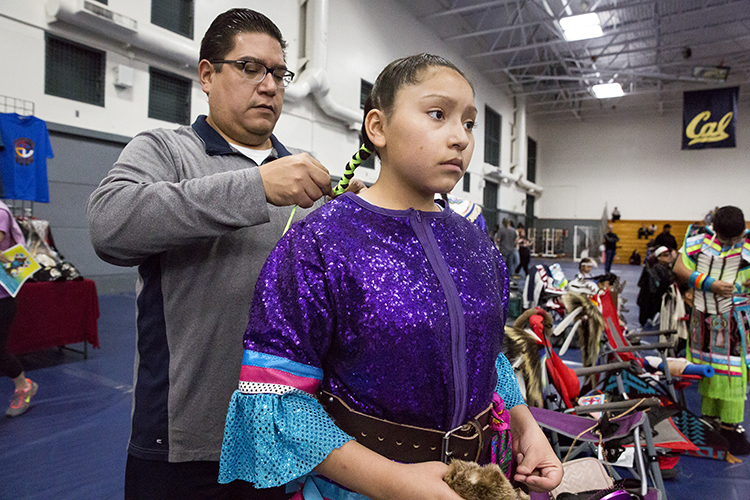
left=393, top=0, right=750, bottom=119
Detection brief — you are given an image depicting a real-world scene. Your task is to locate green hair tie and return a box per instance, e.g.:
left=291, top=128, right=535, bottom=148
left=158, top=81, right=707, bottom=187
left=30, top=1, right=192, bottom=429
left=332, top=145, right=372, bottom=196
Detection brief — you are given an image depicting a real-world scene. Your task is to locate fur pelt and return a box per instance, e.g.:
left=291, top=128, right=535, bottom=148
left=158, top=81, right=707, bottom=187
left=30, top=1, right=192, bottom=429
left=444, top=460, right=530, bottom=500
left=561, top=293, right=604, bottom=368
left=503, top=308, right=552, bottom=408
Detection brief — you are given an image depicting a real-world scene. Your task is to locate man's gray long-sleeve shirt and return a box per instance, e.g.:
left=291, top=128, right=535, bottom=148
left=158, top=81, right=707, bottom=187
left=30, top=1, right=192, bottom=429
left=87, top=116, right=318, bottom=462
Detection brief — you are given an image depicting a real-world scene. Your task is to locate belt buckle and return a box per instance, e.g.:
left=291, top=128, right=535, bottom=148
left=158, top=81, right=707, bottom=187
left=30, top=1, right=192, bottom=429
left=441, top=420, right=482, bottom=463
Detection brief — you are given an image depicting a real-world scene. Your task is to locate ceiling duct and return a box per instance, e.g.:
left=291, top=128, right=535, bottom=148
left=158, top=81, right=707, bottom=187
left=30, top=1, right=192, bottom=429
left=284, top=0, right=361, bottom=130
left=46, top=0, right=198, bottom=68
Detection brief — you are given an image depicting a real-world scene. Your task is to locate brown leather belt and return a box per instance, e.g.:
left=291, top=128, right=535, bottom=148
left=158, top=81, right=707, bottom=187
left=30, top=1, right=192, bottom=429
left=318, top=390, right=494, bottom=464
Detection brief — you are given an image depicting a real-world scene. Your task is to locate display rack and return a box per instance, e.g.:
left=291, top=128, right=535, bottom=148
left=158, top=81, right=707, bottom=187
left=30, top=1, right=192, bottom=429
left=0, top=94, right=37, bottom=217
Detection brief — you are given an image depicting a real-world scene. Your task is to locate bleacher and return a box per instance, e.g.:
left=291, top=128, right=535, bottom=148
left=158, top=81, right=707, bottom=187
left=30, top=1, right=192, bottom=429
left=610, top=219, right=698, bottom=264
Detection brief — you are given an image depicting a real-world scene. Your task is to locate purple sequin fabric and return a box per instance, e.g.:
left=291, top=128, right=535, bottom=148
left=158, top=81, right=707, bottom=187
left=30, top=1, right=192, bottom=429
left=245, top=192, right=509, bottom=431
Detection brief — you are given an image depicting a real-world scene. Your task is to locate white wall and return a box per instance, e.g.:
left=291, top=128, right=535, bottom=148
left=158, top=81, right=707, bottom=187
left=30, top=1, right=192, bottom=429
left=532, top=100, right=750, bottom=221
left=0, top=0, right=531, bottom=213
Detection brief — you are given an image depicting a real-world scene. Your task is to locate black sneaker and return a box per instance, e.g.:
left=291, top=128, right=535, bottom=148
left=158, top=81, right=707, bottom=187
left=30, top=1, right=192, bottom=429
left=720, top=424, right=750, bottom=456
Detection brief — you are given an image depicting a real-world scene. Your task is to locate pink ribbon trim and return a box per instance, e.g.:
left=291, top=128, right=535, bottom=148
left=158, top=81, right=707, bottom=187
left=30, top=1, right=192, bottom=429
left=240, top=365, right=320, bottom=394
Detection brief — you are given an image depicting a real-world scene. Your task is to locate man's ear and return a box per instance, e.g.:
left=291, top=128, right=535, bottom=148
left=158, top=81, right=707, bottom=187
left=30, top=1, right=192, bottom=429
left=364, top=109, right=386, bottom=149
left=198, top=59, right=214, bottom=95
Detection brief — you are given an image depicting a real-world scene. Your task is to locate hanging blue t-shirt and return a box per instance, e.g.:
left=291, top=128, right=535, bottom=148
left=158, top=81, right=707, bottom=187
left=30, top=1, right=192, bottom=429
left=0, top=113, right=53, bottom=202
left=0, top=128, right=5, bottom=198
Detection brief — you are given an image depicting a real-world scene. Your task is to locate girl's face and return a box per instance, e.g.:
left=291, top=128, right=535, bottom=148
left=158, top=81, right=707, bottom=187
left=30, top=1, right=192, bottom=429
left=368, top=67, right=477, bottom=207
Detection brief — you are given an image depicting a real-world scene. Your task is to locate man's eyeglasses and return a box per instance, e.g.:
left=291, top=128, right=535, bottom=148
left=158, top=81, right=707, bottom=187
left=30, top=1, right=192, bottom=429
left=211, top=60, right=295, bottom=88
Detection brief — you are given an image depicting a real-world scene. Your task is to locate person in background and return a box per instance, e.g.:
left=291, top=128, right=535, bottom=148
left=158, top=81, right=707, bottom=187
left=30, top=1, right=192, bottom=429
left=653, top=223, right=678, bottom=252
left=497, top=218, right=517, bottom=268
left=637, top=222, right=650, bottom=239
left=636, top=246, right=675, bottom=327
left=673, top=206, right=750, bottom=456
left=508, top=220, right=521, bottom=277
left=567, top=257, right=600, bottom=297
left=87, top=9, right=336, bottom=499
left=611, top=207, right=621, bottom=221
left=0, top=201, right=38, bottom=417
left=219, top=53, right=562, bottom=500
left=603, top=223, right=619, bottom=274
left=515, top=223, right=531, bottom=278
left=490, top=223, right=500, bottom=242
left=629, top=249, right=641, bottom=266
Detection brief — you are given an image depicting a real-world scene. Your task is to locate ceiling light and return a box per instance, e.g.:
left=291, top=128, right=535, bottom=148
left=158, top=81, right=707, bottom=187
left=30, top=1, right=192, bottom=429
left=692, top=66, right=730, bottom=81
left=560, top=13, right=603, bottom=41
left=591, top=82, right=624, bottom=99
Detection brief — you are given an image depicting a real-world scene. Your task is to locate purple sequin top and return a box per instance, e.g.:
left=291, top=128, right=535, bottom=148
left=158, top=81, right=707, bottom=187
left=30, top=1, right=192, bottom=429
left=244, top=193, right=509, bottom=431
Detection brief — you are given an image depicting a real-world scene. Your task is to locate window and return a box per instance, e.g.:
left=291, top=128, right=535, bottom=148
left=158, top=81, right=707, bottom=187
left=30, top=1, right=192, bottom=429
left=526, top=137, right=537, bottom=223
left=483, top=180, right=499, bottom=231
left=360, top=79, right=373, bottom=109
left=151, top=0, right=194, bottom=39
left=45, top=34, right=105, bottom=107
left=149, top=68, right=192, bottom=125
left=484, top=105, right=501, bottom=166
left=463, top=172, right=471, bottom=192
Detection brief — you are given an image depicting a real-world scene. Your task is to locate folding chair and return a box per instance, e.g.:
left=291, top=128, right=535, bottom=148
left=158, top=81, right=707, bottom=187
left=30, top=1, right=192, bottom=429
left=598, top=289, right=681, bottom=403
left=530, top=399, right=668, bottom=500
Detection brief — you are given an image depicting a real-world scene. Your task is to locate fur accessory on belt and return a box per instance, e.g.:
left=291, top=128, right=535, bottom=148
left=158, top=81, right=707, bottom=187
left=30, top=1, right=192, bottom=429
left=444, top=460, right=530, bottom=500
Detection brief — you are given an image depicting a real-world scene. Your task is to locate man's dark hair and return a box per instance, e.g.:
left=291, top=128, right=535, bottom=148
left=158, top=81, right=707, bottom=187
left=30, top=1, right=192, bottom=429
left=200, top=9, right=287, bottom=68
left=713, top=205, right=746, bottom=239
left=663, top=223, right=671, bottom=229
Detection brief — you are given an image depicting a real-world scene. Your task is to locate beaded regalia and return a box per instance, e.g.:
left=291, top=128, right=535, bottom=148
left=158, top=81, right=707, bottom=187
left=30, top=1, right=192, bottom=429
left=682, top=224, right=750, bottom=424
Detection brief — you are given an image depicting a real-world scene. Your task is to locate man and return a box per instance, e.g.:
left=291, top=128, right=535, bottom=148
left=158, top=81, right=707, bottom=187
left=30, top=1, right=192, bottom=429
left=636, top=246, right=674, bottom=326
left=87, top=9, right=333, bottom=499
left=673, top=206, right=750, bottom=456
left=496, top=218, right=517, bottom=267
left=603, top=223, right=619, bottom=274
left=653, top=223, right=678, bottom=251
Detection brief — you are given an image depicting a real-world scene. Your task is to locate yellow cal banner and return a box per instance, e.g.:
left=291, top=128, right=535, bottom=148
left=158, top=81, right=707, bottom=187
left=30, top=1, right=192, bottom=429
left=682, top=86, right=738, bottom=149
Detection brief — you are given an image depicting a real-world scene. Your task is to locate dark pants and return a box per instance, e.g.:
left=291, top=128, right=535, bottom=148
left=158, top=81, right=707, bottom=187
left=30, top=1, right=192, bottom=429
left=605, top=248, right=616, bottom=274
left=125, top=455, right=292, bottom=500
left=515, top=247, right=531, bottom=277
left=0, top=297, right=21, bottom=379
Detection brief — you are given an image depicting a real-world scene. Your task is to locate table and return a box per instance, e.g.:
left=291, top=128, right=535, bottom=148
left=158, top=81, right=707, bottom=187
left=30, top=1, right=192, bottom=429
left=6, top=279, right=100, bottom=357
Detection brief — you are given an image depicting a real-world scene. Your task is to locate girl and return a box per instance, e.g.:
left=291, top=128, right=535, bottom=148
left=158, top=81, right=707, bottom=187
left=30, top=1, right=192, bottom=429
left=219, top=54, right=562, bottom=499
left=0, top=201, right=38, bottom=417
left=515, top=224, right=531, bottom=278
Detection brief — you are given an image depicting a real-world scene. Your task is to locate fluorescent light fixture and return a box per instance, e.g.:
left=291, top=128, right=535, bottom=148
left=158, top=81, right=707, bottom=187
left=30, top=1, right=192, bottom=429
left=592, top=82, right=624, bottom=99
left=692, top=66, right=730, bottom=81
left=560, top=13, right=603, bottom=41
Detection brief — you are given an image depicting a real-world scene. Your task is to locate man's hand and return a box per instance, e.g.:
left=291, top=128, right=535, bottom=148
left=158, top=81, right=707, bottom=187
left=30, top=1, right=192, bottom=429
left=259, top=153, right=332, bottom=208
left=710, top=280, right=735, bottom=297
left=328, top=178, right=368, bottom=201
left=345, top=178, right=367, bottom=195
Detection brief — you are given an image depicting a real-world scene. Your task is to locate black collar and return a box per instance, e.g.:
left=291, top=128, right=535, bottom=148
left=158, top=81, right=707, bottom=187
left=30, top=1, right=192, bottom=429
left=191, top=115, right=291, bottom=158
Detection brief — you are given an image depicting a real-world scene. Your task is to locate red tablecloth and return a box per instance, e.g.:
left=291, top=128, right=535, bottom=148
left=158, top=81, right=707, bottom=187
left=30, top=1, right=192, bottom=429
left=7, top=279, right=100, bottom=355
